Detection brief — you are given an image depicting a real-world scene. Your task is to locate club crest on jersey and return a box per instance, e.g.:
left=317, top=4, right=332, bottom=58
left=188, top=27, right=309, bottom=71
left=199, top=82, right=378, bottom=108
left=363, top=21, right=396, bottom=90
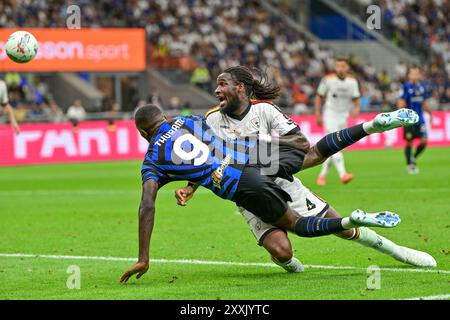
left=212, top=154, right=231, bottom=188
left=249, top=117, right=261, bottom=130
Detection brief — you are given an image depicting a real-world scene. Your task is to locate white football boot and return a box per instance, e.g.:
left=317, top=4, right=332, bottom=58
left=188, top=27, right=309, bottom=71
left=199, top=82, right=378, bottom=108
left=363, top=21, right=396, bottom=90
left=392, top=246, right=437, bottom=267
left=407, top=164, right=420, bottom=175
left=350, top=209, right=401, bottom=228
left=372, top=108, right=419, bottom=133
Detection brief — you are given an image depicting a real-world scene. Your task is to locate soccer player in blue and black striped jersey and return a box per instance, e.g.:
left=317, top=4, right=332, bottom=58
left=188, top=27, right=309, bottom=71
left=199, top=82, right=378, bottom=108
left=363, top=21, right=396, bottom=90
left=120, top=103, right=420, bottom=282
left=140, top=113, right=247, bottom=200
left=397, top=67, right=433, bottom=174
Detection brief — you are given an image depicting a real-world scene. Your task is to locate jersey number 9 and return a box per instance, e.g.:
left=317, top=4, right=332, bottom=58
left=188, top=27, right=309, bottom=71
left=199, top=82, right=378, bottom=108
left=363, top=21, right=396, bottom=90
left=173, top=134, right=210, bottom=166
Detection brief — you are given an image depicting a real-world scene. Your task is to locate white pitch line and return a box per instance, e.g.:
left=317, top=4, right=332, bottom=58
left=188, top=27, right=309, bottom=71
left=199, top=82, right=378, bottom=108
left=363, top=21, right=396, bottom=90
left=0, top=253, right=449, bottom=274
left=401, top=294, right=450, bottom=300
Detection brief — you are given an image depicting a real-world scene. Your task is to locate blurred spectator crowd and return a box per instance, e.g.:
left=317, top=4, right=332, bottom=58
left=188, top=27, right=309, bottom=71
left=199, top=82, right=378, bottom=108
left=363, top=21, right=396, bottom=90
left=0, top=0, right=449, bottom=121
left=146, top=0, right=450, bottom=111
left=0, top=72, right=124, bottom=123
left=352, top=0, right=449, bottom=62
left=350, top=0, right=449, bottom=103
left=0, top=73, right=65, bottom=123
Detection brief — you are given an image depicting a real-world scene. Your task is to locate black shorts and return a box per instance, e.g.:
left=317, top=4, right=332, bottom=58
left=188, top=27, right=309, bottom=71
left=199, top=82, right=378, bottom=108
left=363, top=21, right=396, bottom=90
left=232, top=146, right=305, bottom=224
left=248, top=144, right=306, bottom=182
left=404, top=124, right=427, bottom=141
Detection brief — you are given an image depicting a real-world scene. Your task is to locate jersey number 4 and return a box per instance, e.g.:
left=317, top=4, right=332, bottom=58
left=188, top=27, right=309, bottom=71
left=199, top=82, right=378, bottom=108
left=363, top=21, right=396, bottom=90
left=306, top=198, right=316, bottom=211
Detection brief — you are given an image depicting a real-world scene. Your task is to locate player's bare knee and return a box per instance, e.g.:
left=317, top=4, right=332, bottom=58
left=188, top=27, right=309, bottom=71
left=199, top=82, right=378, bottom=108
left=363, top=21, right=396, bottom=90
left=263, top=231, right=293, bottom=263
left=271, top=247, right=293, bottom=263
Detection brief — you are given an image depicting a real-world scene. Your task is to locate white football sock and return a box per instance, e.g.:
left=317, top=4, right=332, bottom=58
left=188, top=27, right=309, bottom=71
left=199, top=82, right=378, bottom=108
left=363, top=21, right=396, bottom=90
left=272, top=257, right=304, bottom=273
left=331, top=152, right=347, bottom=177
left=354, top=227, right=398, bottom=256
left=354, top=228, right=437, bottom=266
left=362, top=120, right=376, bottom=134
left=341, top=217, right=354, bottom=229
left=319, top=157, right=332, bottom=177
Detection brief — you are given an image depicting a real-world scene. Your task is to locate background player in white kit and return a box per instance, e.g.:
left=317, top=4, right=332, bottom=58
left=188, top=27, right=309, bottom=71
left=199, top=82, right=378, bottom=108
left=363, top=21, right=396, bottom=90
left=175, top=66, right=436, bottom=273
left=315, top=58, right=360, bottom=186
left=0, top=78, right=20, bottom=135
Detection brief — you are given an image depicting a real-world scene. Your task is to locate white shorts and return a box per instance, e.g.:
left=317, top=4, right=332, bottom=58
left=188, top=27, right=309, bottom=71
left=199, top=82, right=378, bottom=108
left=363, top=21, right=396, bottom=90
left=238, top=177, right=329, bottom=245
left=323, top=111, right=349, bottom=133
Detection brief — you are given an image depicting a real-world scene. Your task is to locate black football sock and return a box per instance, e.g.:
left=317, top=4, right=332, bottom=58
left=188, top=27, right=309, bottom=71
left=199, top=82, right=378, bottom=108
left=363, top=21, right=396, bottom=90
left=405, top=145, right=412, bottom=165
left=316, top=124, right=368, bottom=158
left=294, top=216, right=345, bottom=238
left=414, top=143, right=426, bottom=159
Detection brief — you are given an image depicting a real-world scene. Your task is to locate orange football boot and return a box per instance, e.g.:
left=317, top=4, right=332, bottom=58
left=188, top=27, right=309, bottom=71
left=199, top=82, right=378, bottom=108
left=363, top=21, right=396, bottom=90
left=340, top=173, right=353, bottom=184
left=316, top=176, right=326, bottom=186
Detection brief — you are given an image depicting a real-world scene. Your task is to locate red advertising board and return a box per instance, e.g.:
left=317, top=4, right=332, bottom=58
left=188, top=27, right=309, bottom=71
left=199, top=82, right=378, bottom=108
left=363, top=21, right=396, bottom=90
left=1, top=112, right=449, bottom=166
left=0, top=120, right=148, bottom=166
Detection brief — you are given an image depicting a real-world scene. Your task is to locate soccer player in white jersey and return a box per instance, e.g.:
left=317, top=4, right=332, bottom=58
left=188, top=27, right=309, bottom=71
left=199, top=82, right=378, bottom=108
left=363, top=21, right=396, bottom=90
left=315, top=58, right=360, bottom=186
left=174, top=66, right=436, bottom=273
left=0, top=79, right=20, bottom=135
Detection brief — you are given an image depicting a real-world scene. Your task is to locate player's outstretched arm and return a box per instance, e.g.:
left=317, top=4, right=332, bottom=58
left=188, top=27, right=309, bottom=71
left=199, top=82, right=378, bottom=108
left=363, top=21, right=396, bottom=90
left=120, top=179, right=158, bottom=283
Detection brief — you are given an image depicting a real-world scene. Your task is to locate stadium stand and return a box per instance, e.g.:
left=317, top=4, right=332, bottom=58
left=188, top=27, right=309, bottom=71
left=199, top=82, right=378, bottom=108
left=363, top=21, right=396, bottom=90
left=335, top=0, right=449, bottom=104
left=0, top=0, right=448, bottom=124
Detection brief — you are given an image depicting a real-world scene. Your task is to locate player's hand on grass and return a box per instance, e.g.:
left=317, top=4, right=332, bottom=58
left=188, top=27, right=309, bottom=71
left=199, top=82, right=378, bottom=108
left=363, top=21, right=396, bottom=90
left=120, top=261, right=149, bottom=283
left=175, top=186, right=195, bottom=206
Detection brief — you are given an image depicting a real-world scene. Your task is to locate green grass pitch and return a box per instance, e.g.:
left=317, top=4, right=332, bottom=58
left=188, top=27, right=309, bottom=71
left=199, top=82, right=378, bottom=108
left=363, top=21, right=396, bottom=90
left=0, top=148, right=449, bottom=300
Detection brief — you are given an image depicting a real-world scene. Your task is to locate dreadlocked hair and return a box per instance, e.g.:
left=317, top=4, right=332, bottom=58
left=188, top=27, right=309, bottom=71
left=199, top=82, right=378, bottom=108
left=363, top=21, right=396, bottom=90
left=224, top=66, right=281, bottom=101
